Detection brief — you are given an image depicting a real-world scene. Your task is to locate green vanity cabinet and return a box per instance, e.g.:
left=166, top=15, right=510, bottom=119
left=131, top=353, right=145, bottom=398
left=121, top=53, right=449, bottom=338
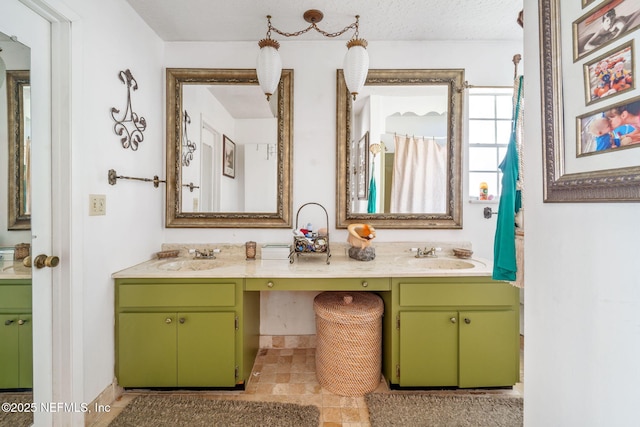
left=0, top=279, right=32, bottom=389
left=115, top=278, right=259, bottom=389
left=383, top=277, right=520, bottom=389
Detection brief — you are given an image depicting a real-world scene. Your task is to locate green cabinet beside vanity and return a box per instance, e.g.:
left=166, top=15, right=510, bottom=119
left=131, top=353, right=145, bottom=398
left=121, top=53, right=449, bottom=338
left=381, top=277, right=520, bottom=388
left=114, top=278, right=259, bottom=388
left=0, top=279, right=32, bottom=389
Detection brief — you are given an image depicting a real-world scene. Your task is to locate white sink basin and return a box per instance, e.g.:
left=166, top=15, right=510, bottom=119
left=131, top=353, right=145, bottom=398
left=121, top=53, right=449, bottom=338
left=400, top=257, right=478, bottom=269
left=1, top=262, right=30, bottom=274
left=157, top=259, right=220, bottom=271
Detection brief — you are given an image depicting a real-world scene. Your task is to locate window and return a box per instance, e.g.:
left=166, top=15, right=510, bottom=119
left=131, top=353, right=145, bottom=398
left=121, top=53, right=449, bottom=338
left=468, top=87, right=514, bottom=200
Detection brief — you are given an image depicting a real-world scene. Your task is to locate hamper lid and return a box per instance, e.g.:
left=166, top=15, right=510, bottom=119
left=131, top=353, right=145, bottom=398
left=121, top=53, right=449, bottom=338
left=313, top=291, right=383, bottom=323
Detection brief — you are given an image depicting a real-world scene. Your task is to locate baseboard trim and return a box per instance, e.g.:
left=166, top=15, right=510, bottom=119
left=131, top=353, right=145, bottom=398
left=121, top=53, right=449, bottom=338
left=84, top=380, right=123, bottom=426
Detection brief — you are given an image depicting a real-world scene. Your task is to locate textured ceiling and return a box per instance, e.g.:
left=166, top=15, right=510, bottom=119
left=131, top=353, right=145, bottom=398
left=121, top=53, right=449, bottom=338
left=125, top=0, right=523, bottom=42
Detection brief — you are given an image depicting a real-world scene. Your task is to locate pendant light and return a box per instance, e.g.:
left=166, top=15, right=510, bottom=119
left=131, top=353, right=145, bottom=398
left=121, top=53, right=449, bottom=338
left=256, top=22, right=282, bottom=101
left=256, top=10, right=368, bottom=101
left=343, top=37, right=369, bottom=101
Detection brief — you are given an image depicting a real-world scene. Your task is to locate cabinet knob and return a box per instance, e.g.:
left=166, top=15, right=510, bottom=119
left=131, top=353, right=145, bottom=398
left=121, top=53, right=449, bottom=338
left=267, top=281, right=274, bottom=288
left=361, top=281, right=369, bottom=287
left=165, top=317, right=172, bottom=324
left=179, top=317, right=186, bottom=324
left=450, top=317, right=457, bottom=323
left=18, top=319, right=26, bottom=325
left=464, top=318, right=471, bottom=324
left=4, top=319, right=15, bottom=326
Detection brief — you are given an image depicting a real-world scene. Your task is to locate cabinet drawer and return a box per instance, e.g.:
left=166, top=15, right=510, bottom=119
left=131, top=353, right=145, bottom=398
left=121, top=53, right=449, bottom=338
left=245, top=277, right=389, bottom=291
left=119, top=283, right=236, bottom=308
left=0, top=285, right=31, bottom=310
left=398, top=281, right=517, bottom=307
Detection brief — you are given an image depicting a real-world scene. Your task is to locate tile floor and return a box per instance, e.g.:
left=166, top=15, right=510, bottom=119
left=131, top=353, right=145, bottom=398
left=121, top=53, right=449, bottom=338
left=89, top=339, right=524, bottom=427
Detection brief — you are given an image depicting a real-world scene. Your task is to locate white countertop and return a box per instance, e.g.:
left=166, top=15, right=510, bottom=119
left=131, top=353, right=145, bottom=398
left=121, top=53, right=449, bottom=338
left=112, top=242, right=493, bottom=279
left=0, top=260, right=31, bottom=280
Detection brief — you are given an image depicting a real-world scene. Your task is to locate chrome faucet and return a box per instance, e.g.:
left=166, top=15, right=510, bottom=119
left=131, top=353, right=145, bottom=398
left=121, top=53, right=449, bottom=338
left=191, top=248, right=219, bottom=259
left=415, top=247, right=438, bottom=258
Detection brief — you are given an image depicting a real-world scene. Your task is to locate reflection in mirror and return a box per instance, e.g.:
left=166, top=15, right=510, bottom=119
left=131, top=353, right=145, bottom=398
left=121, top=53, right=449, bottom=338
left=0, top=31, right=33, bottom=419
left=166, top=68, right=292, bottom=228
left=7, top=70, right=30, bottom=229
left=337, top=69, right=464, bottom=229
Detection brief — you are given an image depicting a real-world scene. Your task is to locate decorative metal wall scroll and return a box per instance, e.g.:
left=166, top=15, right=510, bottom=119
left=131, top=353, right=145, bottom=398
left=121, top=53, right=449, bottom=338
left=182, top=110, right=197, bottom=166
left=111, top=69, right=147, bottom=151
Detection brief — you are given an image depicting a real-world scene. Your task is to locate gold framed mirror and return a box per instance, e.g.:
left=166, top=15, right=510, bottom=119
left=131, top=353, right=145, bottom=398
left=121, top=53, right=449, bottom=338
left=165, top=68, right=293, bottom=228
left=7, top=69, right=30, bottom=230
left=336, top=69, right=464, bottom=229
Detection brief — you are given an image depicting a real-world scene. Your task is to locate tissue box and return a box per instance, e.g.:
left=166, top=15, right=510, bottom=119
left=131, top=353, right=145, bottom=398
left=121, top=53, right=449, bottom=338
left=0, top=247, right=15, bottom=261
left=261, top=244, right=291, bottom=260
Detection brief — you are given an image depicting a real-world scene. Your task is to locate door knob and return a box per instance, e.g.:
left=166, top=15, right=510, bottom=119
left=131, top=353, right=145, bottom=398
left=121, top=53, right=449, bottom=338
left=33, top=254, right=60, bottom=269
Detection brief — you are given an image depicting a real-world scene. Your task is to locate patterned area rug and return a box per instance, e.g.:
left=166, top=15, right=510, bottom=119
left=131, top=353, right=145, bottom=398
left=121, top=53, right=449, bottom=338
left=108, top=395, right=320, bottom=427
left=0, top=393, right=33, bottom=427
left=365, top=393, right=523, bottom=427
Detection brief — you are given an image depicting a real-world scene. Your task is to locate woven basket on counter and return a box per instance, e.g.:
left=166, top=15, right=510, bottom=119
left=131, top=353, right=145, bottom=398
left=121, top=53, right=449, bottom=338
left=313, top=291, right=384, bottom=396
left=14, top=243, right=30, bottom=261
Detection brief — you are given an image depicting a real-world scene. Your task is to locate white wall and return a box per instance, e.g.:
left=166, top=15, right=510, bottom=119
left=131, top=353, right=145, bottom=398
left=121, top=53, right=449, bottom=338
left=523, top=2, right=640, bottom=426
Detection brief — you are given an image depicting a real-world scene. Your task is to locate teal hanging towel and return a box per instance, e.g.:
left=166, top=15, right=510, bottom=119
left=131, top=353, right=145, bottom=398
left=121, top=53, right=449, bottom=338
left=367, top=158, right=377, bottom=213
left=493, top=76, right=523, bottom=282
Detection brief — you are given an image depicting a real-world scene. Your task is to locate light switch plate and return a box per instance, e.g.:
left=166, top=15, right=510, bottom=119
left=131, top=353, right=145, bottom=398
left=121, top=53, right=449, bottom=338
left=89, top=194, right=106, bottom=216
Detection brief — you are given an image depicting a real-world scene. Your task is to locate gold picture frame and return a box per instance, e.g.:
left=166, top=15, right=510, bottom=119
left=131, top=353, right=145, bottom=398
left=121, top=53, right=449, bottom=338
left=540, top=0, right=640, bottom=202
left=222, top=135, right=236, bottom=179
left=583, top=40, right=634, bottom=105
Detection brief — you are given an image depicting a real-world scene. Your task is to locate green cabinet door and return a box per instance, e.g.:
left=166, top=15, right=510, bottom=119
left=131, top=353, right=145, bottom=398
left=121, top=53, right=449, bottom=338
left=177, top=312, right=236, bottom=387
left=117, top=312, right=177, bottom=387
left=399, top=311, right=458, bottom=387
left=0, top=314, right=20, bottom=388
left=19, top=315, right=32, bottom=388
left=0, top=314, right=32, bottom=388
left=458, top=310, right=518, bottom=388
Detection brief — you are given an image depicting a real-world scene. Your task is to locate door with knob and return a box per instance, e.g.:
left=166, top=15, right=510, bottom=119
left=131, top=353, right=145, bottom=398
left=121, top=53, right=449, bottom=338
left=2, top=2, right=69, bottom=425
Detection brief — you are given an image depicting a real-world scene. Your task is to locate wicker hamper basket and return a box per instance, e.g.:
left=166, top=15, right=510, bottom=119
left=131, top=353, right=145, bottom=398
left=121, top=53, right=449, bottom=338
left=313, top=291, right=384, bottom=396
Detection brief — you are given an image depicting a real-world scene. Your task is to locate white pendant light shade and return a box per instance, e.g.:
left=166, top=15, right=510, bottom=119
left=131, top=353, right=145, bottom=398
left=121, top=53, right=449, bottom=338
left=257, top=38, right=282, bottom=101
left=343, top=39, right=369, bottom=100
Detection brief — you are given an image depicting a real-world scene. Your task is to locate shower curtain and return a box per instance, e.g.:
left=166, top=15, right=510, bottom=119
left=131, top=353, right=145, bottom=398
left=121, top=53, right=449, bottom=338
left=390, top=135, right=447, bottom=213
